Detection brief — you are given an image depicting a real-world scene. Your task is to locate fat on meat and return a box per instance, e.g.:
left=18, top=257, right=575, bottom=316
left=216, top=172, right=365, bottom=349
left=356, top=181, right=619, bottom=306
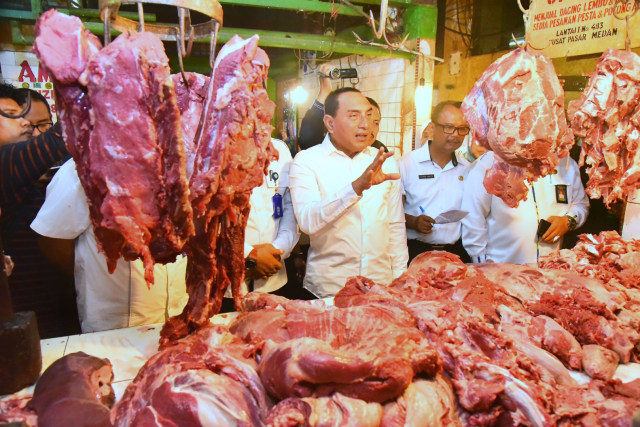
left=568, top=48, right=640, bottom=206
left=112, top=325, right=270, bottom=426
left=462, top=47, right=574, bottom=208
left=266, top=393, right=384, bottom=427
left=34, top=11, right=194, bottom=284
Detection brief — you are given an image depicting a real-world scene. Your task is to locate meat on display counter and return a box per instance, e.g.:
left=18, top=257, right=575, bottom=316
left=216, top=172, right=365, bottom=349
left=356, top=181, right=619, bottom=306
left=2, top=312, right=239, bottom=402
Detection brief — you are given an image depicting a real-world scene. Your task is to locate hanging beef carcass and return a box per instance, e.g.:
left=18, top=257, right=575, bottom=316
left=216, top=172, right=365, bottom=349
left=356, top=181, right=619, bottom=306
left=568, top=48, right=640, bottom=206
left=159, top=35, right=276, bottom=345
left=462, top=48, right=574, bottom=207
left=34, top=10, right=194, bottom=284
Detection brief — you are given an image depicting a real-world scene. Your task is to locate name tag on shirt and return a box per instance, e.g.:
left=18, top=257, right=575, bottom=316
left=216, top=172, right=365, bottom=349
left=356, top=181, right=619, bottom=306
left=555, top=184, right=568, bottom=204
left=419, top=174, right=435, bottom=179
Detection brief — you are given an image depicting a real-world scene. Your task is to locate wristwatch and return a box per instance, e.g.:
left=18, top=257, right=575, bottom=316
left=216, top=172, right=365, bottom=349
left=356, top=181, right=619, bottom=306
left=245, top=252, right=257, bottom=270
left=565, top=214, right=577, bottom=231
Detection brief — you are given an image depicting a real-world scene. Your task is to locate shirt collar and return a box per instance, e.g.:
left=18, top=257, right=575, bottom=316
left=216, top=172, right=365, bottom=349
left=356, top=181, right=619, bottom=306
left=416, top=140, right=459, bottom=168
left=323, top=133, right=376, bottom=158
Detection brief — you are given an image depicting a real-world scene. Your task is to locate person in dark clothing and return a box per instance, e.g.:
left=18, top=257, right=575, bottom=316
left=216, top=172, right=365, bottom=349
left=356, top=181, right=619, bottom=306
left=0, top=83, right=79, bottom=337
left=297, top=63, right=387, bottom=152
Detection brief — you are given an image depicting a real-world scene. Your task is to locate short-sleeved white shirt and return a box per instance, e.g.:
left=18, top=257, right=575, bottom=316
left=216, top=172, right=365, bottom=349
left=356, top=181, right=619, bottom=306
left=31, top=160, right=188, bottom=333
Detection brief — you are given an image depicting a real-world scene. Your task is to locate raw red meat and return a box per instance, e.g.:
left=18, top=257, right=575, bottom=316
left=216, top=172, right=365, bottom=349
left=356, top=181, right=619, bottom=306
left=568, top=49, right=640, bottom=206
left=462, top=47, right=574, bottom=207
left=34, top=11, right=195, bottom=284
left=231, top=301, right=440, bottom=403
left=160, top=35, right=276, bottom=345
left=112, top=325, right=270, bottom=426
left=27, top=352, right=114, bottom=427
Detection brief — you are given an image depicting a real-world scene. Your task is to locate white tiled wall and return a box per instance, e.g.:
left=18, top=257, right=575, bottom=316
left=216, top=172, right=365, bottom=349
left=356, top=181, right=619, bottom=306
left=297, top=54, right=423, bottom=158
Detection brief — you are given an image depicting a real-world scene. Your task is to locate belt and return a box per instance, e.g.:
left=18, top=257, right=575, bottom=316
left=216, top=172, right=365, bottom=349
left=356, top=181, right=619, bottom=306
left=408, top=239, right=455, bottom=251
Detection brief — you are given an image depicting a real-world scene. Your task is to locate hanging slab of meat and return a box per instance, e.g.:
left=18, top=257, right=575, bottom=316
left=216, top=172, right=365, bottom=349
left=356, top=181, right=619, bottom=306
left=266, top=393, right=383, bottom=427
left=160, top=35, right=276, bottom=345
left=112, top=325, right=270, bottom=426
left=34, top=10, right=194, bottom=284
left=568, top=49, right=640, bottom=207
left=462, top=47, right=574, bottom=207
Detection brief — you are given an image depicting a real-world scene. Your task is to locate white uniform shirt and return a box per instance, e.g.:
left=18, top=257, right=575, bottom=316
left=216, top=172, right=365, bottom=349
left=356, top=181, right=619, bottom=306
left=289, top=135, right=408, bottom=298
left=243, top=138, right=299, bottom=293
left=399, top=142, right=470, bottom=244
left=461, top=151, right=589, bottom=264
left=31, top=160, right=188, bottom=333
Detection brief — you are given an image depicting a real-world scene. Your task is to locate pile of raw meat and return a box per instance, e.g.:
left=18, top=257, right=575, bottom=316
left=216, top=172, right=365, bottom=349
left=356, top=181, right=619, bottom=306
left=33, top=10, right=276, bottom=343
left=462, top=48, right=574, bottom=208
left=568, top=48, right=640, bottom=207
left=108, top=249, right=638, bottom=426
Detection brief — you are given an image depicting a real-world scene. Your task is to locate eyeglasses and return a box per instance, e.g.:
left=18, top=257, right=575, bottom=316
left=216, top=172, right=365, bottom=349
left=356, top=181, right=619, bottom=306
left=28, top=122, right=53, bottom=133
left=433, top=121, right=470, bottom=136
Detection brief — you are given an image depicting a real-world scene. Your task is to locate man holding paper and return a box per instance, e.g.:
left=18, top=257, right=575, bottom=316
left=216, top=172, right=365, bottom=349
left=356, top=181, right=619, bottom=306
left=399, top=101, right=471, bottom=263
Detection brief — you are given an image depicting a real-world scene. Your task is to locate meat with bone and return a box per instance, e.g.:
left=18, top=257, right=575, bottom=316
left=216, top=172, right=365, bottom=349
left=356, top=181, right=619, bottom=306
left=160, top=35, right=276, bottom=345
left=567, top=49, right=640, bottom=206
left=266, top=393, right=383, bottom=427
left=112, top=325, right=270, bottom=426
left=34, top=11, right=195, bottom=284
left=231, top=301, right=440, bottom=403
left=461, top=47, right=574, bottom=207
left=581, top=344, right=620, bottom=381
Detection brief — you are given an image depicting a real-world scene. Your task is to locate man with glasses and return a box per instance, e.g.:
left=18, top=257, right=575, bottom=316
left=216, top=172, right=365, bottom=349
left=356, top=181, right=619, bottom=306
left=400, top=101, right=471, bottom=263
left=15, top=89, right=54, bottom=137
left=0, top=82, right=76, bottom=337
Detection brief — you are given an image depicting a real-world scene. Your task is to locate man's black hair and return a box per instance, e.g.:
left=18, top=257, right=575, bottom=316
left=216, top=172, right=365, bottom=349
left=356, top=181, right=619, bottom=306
left=14, top=88, right=51, bottom=116
left=324, top=87, right=362, bottom=117
left=366, top=97, right=380, bottom=113
left=431, top=100, right=462, bottom=123
left=0, top=82, right=17, bottom=101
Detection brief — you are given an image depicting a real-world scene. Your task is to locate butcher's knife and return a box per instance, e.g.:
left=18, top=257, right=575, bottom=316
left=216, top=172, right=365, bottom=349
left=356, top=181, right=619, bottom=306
left=434, top=210, right=468, bottom=224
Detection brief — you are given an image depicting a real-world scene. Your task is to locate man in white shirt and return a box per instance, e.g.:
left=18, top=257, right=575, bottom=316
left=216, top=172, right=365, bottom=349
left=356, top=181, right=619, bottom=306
left=31, top=160, right=188, bottom=333
left=289, top=87, right=408, bottom=298
left=400, top=101, right=471, bottom=263
left=461, top=151, right=589, bottom=264
left=243, top=138, right=300, bottom=294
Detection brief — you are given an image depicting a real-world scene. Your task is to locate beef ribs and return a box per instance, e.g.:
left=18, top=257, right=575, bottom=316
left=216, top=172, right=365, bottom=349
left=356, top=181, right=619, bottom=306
left=159, top=35, right=276, bottom=345
left=34, top=11, right=194, bottom=284
left=462, top=48, right=574, bottom=207
left=568, top=49, right=640, bottom=206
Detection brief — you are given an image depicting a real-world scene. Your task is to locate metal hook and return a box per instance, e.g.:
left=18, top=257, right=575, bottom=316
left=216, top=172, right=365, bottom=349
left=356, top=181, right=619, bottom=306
left=209, top=20, right=219, bottom=70
left=0, top=91, right=31, bottom=119
left=369, top=0, right=388, bottom=39
left=103, top=5, right=111, bottom=45
left=137, top=2, right=144, bottom=32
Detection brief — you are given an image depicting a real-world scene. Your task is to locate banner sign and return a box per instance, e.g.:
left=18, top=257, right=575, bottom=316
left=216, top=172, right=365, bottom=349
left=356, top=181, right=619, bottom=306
left=527, top=0, right=640, bottom=58
left=0, top=51, right=57, bottom=121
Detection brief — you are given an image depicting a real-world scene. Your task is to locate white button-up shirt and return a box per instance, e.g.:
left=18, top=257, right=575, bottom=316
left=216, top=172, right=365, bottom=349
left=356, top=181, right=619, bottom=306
left=31, top=160, right=188, bottom=333
left=399, top=142, right=470, bottom=244
left=289, top=135, right=408, bottom=297
left=243, top=138, right=299, bottom=293
left=461, top=151, right=589, bottom=264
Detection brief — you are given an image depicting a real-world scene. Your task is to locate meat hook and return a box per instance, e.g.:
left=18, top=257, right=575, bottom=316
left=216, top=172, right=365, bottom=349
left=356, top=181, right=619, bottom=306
left=369, top=0, right=388, bottom=40
left=0, top=91, right=30, bottom=119
left=612, top=0, right=638, bottom=51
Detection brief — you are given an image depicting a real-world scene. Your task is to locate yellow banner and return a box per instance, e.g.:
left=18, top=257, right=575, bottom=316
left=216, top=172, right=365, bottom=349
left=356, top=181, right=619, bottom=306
left=527, top=0, right=639, bottom=58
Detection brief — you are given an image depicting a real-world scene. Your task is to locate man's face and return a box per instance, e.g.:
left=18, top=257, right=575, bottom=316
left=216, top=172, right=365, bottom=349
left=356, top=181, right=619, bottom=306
left=368, top=106, right=381, bottom=145
left=0, top=98, right=32, bottom=146
left=431, top=105, right=468, bottom=154
left=25, top=100, right=52, bottom=137
left=324, top=91, right=372, bottom=157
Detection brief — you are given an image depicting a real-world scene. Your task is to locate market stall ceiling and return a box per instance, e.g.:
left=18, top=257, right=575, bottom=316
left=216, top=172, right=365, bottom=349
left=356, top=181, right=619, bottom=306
left=1, top=0, right=432, bottom=79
